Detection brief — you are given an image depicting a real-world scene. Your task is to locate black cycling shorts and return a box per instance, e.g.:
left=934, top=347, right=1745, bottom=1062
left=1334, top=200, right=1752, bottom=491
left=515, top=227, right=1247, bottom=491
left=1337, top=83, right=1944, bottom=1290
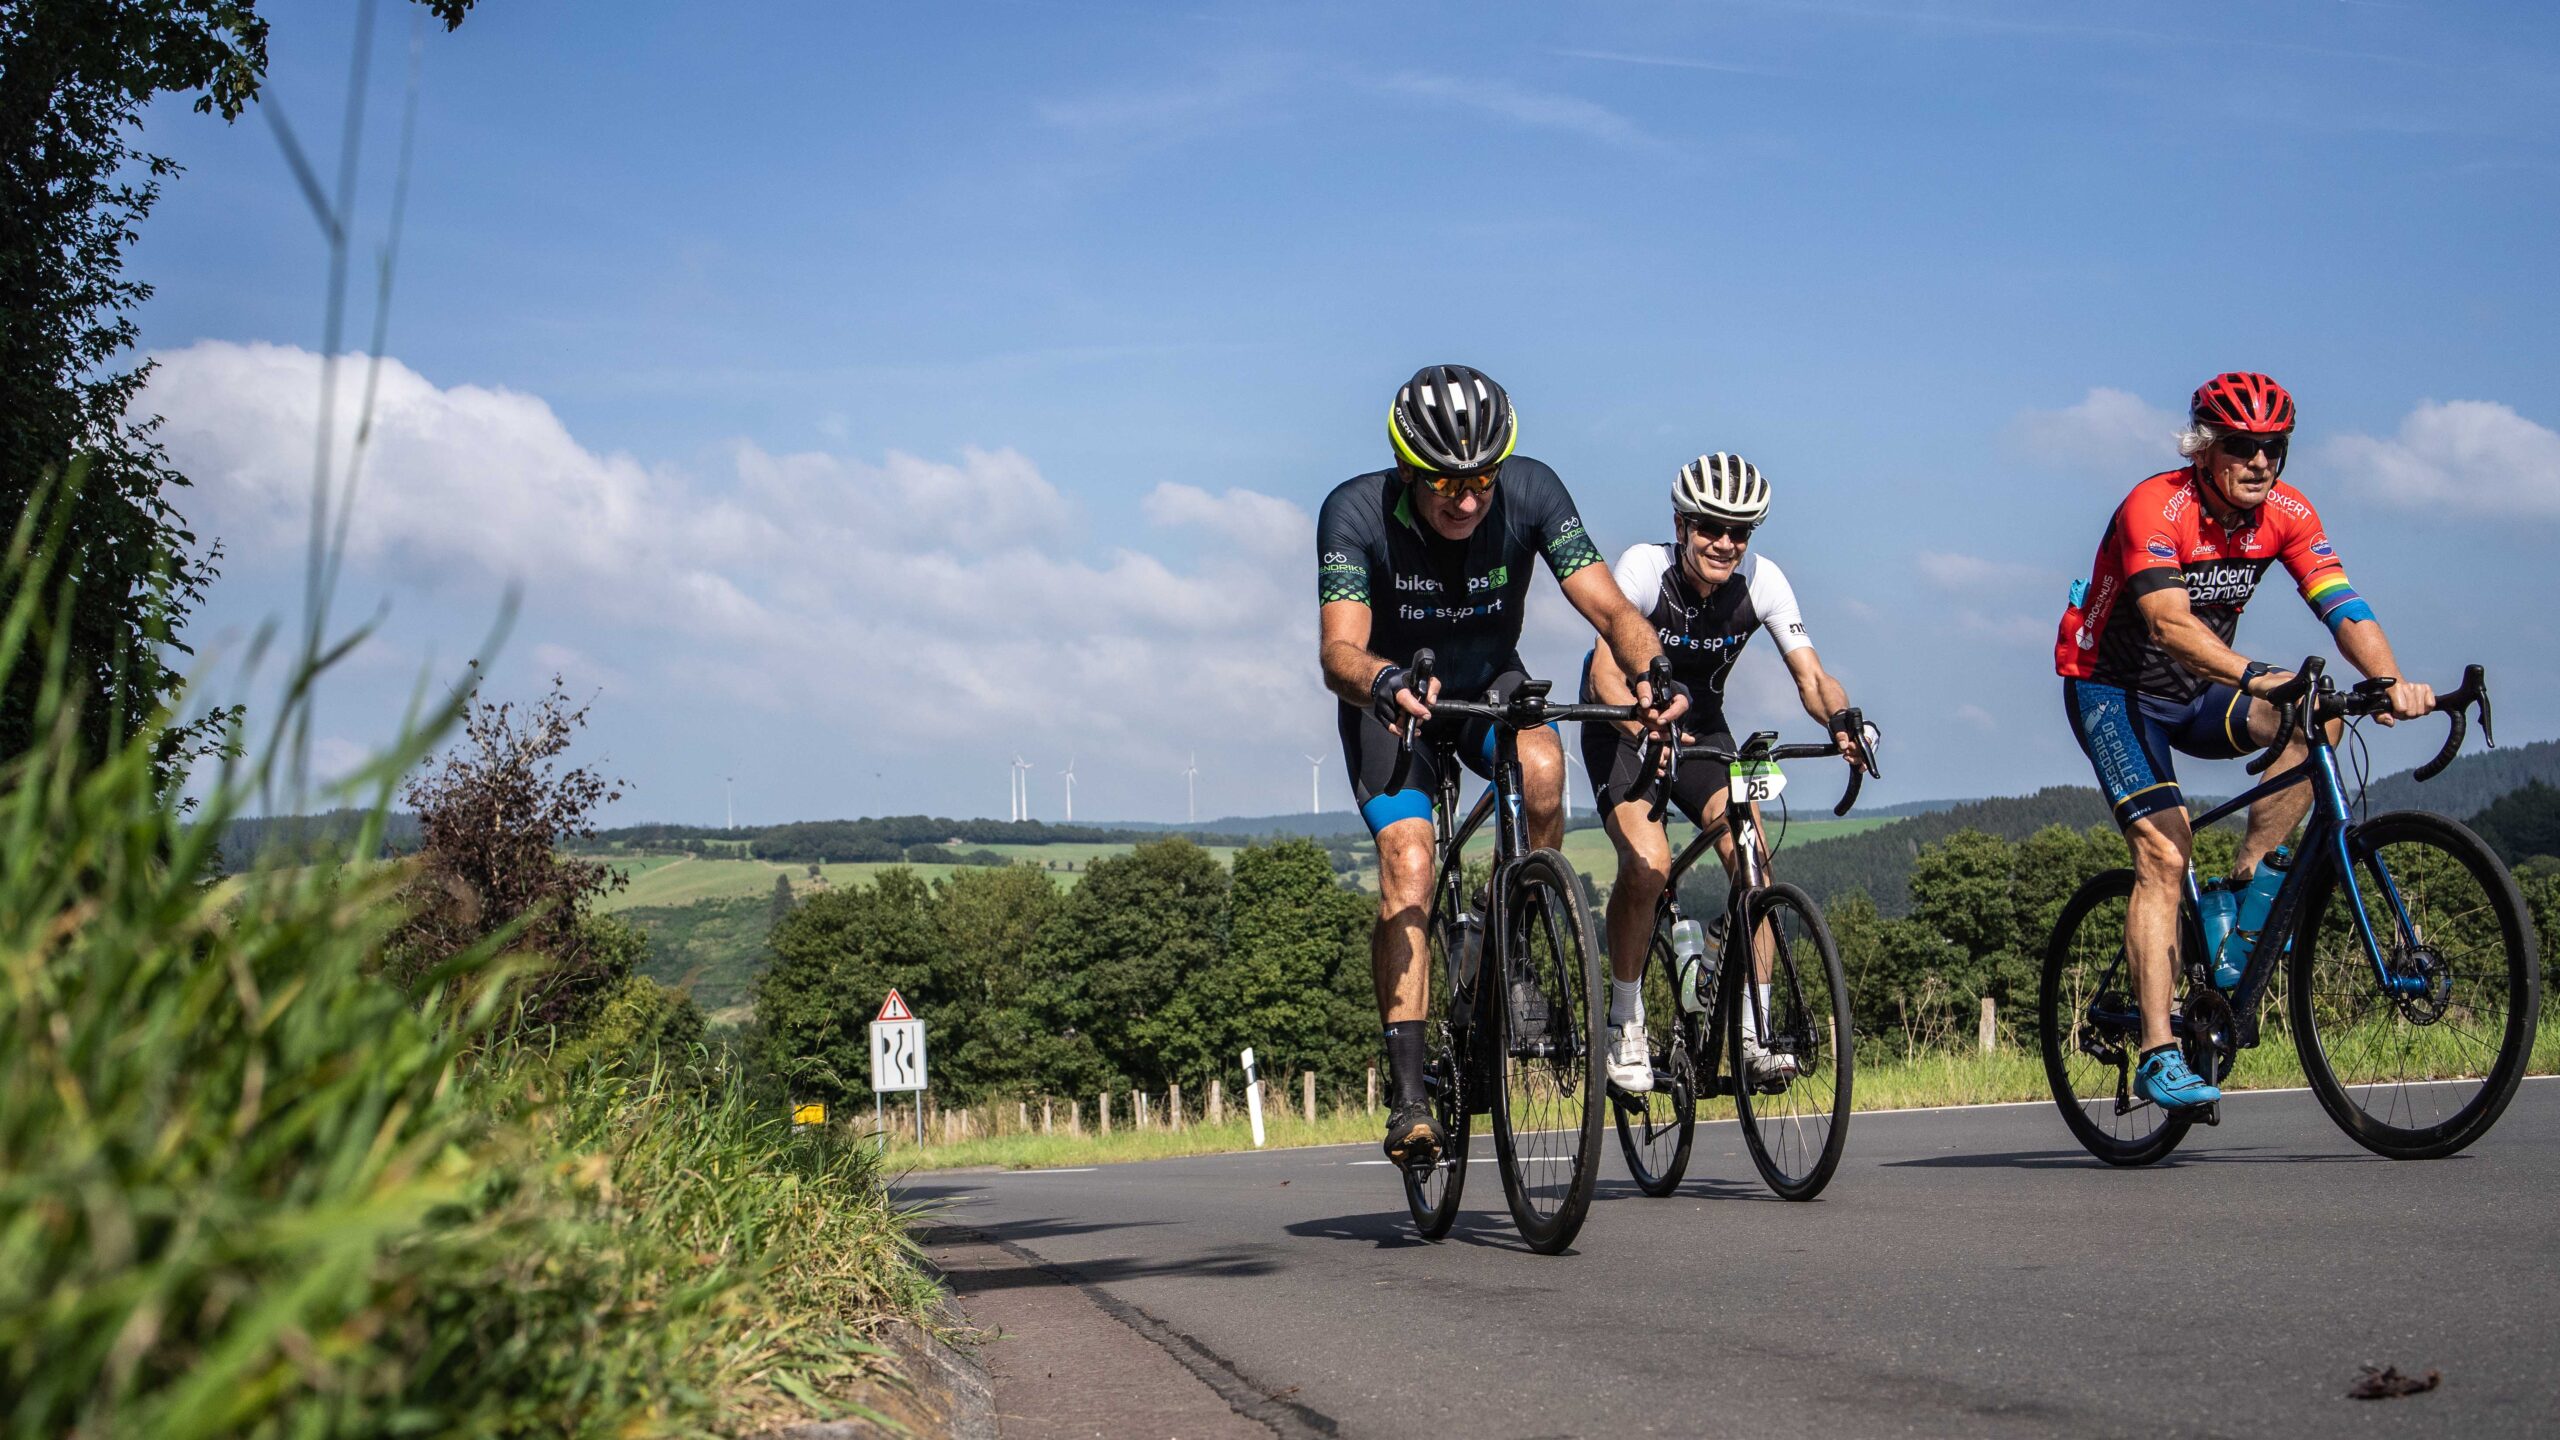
left=1338, top=668, right=1553, bottom=834
left=1580, top=722, right=1738, bottom=831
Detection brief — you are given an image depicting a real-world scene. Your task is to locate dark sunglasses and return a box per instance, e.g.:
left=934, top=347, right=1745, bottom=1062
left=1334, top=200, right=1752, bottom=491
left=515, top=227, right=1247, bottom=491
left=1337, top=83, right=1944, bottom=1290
left=1685, top=517, right=1756, bottom=545
left=2218, top=432, right=2290, bottom=464
left=1416, top=466, right=1499, bottom=496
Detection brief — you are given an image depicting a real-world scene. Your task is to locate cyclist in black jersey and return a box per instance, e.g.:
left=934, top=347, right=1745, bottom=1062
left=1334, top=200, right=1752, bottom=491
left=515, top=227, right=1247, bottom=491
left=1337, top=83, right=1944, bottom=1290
left=1317, top=365, right=1686, bottom=1166
left=1579, top=454, right=1870, bottom=1093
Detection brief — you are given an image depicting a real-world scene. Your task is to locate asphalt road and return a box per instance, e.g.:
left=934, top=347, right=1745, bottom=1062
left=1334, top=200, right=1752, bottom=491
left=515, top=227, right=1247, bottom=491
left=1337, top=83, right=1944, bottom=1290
left=900, top=1078, right=2560, bottom=1439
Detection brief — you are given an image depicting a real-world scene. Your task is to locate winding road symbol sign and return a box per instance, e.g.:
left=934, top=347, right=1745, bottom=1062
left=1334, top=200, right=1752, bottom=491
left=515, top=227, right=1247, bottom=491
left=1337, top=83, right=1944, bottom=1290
left=870, top=991, right=926, bottom=1094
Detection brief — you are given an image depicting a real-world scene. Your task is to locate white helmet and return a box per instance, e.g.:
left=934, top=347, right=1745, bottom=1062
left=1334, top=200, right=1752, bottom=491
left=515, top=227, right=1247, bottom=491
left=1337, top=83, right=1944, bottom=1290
left=1673, top=452, right=1769, bottom=523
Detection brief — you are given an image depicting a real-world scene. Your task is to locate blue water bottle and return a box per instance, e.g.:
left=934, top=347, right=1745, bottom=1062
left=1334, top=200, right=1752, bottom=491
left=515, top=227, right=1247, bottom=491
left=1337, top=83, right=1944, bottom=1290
left=2197, top=879, right=2239, bottom=983
left=2219, top=847, right=2292, bottom=988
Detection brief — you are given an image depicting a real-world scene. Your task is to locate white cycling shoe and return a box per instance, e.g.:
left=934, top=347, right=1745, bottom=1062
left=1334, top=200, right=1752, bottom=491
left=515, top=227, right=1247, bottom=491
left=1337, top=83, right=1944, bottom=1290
left=1607, top=1021, right=1653, bottom=1093
left=1741, top=1034, right=1799, bottom=1083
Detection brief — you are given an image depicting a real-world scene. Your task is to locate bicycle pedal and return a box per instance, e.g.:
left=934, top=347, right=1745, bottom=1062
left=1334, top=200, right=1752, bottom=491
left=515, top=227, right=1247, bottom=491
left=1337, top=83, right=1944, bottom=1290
left=2197, top=1101, right=2221, bottom=1127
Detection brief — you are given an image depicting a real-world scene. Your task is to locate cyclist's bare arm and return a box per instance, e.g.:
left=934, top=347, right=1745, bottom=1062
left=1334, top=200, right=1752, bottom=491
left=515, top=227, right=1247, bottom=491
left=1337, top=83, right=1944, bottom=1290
left=1561, top=564, right=1687, bottom=728
left=1780, top=646, right=1865, bottom=767
left=1320, top=600, right=1435, bottom=717
left=2333, top=617, right=2432, bottom=721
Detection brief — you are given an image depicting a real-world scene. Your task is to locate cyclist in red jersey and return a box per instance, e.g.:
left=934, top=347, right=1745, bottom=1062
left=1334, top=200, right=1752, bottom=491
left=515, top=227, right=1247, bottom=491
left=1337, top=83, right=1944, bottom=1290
left=2055, top=372, right=2434, bottom=1110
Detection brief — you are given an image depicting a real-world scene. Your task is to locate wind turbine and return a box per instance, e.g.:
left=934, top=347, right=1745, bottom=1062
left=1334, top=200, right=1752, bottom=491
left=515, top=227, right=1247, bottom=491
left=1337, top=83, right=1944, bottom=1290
left=1304, top=754, right=1324, bottom=815
left=1061, top=757, right=1077, bottom=823
left=1562, top=749, right=1582, bottom=823
left=1013, top=756, right=1033, bottom=821
left=1183, top=752, right=1200, bottom=825
left=724, top=775, right=734, bottom=831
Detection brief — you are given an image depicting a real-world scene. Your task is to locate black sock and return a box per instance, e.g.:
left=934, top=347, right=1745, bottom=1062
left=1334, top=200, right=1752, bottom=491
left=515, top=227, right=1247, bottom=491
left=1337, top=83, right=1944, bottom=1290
left=2139, top=1043, right=2178, bottom=1062
left=1383, top=1024, right=1428, bottom=1108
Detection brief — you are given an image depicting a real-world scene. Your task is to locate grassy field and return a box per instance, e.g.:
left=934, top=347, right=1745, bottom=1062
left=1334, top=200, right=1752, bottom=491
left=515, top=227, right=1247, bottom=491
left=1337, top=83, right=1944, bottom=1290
left=599, top=847, right=1248, bottom=910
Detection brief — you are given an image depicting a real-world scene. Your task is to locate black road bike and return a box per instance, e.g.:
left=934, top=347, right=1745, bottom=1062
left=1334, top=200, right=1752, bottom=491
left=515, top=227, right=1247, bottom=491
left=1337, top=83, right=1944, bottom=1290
left=1612, top=725, right=1878, bottom=1200
left=1390, top=651, right=1652, bottom=1253
left=2041, top=658, right=2541, bottom=1164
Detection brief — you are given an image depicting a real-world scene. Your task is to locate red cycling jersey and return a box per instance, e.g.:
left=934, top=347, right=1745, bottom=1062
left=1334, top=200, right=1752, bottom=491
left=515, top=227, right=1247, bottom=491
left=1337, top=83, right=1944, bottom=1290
left=2055, top=467, right=2363, bottom=702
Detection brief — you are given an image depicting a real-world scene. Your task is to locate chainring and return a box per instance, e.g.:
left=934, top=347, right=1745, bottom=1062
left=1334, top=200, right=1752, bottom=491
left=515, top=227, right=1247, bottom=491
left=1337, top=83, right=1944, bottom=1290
left=2181, top=987, right=2239, bottom=1085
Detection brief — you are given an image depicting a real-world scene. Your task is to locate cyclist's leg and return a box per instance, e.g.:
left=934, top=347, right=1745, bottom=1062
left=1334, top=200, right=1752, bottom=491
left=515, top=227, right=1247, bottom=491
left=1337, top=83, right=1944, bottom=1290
left=1517, top=725, right=1568, bottom=849
left=2064, top=680, right=2195, bottom=1054
left=1587, top=724, right=1667, bottom=982
left=1340, top=702, right=1451, bottom=1156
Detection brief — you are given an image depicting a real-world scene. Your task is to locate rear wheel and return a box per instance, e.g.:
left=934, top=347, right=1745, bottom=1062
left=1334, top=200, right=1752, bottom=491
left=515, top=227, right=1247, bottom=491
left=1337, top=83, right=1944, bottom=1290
left=2038, top=869, right=2192, bottom=1166
left=1728, top=884, right=1852, bottom=1200
left=1612, top=933, right=1697, bottom=1197
left=1490, top=849, right=1607, bottom=1253
left=2291, top=812, right=2542, bottom=1159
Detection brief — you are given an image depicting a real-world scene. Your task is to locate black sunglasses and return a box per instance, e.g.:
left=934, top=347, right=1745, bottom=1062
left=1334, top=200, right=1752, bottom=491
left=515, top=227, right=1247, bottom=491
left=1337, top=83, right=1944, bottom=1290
left=1685, top=517, right=1756, bottom=544
left=2218, top=432, right=2290, bottom=464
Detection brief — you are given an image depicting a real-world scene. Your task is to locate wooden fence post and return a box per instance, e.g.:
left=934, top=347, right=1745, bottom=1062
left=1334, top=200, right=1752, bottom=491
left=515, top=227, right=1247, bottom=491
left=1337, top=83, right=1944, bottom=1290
left=1099, top=1090, right=1111, bottom=1136
left=1169, top=1083, right=1184, bottom=1132
left=1979, top=996, right=1997, bottom=1054
left=1209, top=1078, right=1224, bottom=1126
left=1366, top=1066, right=1377, bottom=1114
left=1069, top=1099, right=1081, bottom=1136
left=1018, top=1101, right=1029, bottom=1133
left=1042, top=1096, right=1054, bottom=1135
left=1302, top=1070, right=1315, bottom=1125
left=1133, top=1088, right=1145, bottom=1130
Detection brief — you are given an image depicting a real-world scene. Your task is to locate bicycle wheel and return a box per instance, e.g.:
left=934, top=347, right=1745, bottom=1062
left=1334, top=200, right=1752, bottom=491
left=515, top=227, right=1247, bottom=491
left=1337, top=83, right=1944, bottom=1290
left=1726, top=883, right=1852, bottom=1199
left=2038, top=869, right=2192, bottom=1166
left=2290, top=811, right=2543, bottom=1160
left=1489, top=848, right=1607, bottom=1253
left=1612, top=933, right=1696, bottom=1198
left=1403, top=921, right=1474, bottom=1239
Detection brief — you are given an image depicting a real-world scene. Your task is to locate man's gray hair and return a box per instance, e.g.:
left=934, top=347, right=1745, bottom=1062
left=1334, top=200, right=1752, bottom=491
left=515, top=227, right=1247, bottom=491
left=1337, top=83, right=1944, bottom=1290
left=2176, top=420, right=2222, bottom=458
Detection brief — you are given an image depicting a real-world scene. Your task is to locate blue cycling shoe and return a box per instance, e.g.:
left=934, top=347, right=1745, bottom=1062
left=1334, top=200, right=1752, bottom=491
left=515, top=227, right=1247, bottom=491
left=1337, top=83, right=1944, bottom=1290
left=2135, top=1046, right=2220, bottom=1110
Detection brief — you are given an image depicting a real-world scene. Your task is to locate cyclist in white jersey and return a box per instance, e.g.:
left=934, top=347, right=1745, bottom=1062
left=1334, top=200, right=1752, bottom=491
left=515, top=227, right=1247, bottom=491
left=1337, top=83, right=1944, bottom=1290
left=1579, top=454, right=1870, bottom=1091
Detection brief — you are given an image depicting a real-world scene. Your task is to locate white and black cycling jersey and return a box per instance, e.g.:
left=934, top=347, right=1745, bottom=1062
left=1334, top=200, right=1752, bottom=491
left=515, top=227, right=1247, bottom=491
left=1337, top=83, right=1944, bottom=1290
left=1608, top=544, right=1813, bottom=717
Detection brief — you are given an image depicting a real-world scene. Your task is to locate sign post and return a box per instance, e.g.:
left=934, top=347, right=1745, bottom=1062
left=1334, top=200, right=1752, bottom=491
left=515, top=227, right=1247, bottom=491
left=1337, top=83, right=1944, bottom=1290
left=1241, top=1047, right=1266, bottom=1149
left=869, top=989, right=927, bottom=1149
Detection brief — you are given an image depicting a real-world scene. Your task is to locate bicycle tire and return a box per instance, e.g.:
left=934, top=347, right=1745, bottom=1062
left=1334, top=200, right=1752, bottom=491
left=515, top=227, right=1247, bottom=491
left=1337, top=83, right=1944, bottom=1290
left=1612, top=934, right=1697, bottom=1197
left=1489, top=848, right=1607, bottom=1253
left=1727, top=883, right=1853, bottom=1199
left=1403, top=919, right=1474, bottom=1239
left=2290, top=810, right=2543, bottom=1160
left=2038, top=869, right=2192, bottom=1166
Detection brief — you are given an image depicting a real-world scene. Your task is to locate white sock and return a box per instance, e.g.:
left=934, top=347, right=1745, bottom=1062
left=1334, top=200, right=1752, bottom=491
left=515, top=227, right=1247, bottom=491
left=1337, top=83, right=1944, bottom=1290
left=1744, top=983, right=1773, bottom=1044
left=1609, top=978, right=1644, bottom=1028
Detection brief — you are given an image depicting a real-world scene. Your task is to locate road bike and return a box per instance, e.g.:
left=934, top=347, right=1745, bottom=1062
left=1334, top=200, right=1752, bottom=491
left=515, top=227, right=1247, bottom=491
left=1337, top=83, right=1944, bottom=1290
left=2040, top=658, right=2541, bottom=1164
left=1612, top=724, right=1878, bottom=1201
left=1390, top=650, right=1654, bottom=1253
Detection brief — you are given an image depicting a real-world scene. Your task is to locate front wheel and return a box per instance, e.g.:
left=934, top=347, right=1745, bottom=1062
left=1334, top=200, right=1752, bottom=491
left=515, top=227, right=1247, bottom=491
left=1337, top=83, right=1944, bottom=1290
left=2291, top=811, right=2542, bottom=1159
left=1402, top=922, right=1474, bottom=1238
left=1490, top=848, right=1608, bottom=1253
left=1727, top=883, right=1853, bottom=1200
left=2039, top=869, right=2192, bottom=1166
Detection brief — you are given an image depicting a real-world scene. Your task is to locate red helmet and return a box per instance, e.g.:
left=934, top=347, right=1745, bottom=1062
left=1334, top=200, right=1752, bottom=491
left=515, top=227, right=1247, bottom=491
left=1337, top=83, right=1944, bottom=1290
left=2190, top=372, right=2295, bottom=434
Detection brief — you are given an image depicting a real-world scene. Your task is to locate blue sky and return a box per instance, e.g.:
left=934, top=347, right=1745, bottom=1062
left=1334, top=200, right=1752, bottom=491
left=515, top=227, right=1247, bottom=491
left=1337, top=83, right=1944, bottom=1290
left=132, top=1, right=2560, bottom=824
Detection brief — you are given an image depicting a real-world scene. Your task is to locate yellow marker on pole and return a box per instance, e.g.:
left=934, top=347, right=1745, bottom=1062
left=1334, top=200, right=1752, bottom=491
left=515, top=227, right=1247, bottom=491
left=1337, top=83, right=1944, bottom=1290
left=791, top=1102, right=827, bottom=1127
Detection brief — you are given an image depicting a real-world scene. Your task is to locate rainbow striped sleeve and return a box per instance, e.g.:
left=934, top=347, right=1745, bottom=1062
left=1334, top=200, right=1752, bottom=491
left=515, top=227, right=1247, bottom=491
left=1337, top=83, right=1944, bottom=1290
left=2304, top=571, right=2375, bottom=629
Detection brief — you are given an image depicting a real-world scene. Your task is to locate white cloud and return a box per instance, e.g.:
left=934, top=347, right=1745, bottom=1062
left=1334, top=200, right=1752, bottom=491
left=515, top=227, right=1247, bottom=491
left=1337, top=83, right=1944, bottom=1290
left=2006, top=387, right=2182, bottom=477
left=143, top=341, right=1323, bottom=760
left=2324, top=400, right=2560, bottom=519
left=1378, top=74, right=1656, bottom=150
left=1914, top=550, right=2046, bottom=591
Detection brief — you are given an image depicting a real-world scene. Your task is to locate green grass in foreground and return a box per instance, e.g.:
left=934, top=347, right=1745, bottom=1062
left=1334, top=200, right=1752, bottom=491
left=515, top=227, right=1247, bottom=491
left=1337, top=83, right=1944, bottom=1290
left=884, top=1022, right=2560, bottom=1172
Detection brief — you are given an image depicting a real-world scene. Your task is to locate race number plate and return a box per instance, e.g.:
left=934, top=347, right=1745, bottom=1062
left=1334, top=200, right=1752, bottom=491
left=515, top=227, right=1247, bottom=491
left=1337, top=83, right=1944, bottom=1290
left=1730, top=760, right=1786, bottom=804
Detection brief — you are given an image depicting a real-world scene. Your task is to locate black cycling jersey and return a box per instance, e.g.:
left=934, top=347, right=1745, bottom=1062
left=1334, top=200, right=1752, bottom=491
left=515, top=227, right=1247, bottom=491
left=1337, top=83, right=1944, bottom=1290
left=1576, top=544, right=1813, bottom=736
left=1315, top=458, right=1604, bottom=697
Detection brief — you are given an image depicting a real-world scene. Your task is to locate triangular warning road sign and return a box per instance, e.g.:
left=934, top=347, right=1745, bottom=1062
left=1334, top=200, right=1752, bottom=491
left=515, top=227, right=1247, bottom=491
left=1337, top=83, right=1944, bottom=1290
left=875, top=990, right=915, bottom=1023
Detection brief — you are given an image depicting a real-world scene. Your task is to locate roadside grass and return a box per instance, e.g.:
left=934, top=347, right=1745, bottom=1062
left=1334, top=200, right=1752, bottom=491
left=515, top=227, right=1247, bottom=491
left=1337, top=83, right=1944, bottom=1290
left=882, top=1022, right=2560, bottom=1173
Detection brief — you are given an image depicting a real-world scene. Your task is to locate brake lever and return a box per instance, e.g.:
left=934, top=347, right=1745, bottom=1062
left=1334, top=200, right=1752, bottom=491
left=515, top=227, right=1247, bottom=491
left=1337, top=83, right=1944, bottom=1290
left=2245, top=656, right=2320, bottom=776
left=2415, top=663, right=2491, bottom=783
left=1381, top=648, right=1437, bottom=796
left=1642, top=734, right=1674, bottom=823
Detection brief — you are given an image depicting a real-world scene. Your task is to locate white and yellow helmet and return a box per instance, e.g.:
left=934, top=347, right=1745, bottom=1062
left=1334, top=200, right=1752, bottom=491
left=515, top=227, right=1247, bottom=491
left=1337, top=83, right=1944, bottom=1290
left=1673, top=452, right=1769, bottom=523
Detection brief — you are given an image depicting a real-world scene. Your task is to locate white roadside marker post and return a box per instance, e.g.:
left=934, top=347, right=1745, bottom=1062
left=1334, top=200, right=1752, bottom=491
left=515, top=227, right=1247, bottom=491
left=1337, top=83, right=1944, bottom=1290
left=1241, top=1048, right=1266, bottom=1149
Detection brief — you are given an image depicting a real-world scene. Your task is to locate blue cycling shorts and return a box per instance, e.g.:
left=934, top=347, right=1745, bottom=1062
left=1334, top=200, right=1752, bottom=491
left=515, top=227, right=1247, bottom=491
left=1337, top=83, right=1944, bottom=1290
left=2062, top=678, right=2257, bottom=828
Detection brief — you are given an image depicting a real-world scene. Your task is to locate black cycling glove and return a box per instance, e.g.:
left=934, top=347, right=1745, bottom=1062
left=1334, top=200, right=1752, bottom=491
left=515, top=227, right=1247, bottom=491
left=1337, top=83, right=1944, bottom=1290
left=1370, top=664, right=1416, bottom=728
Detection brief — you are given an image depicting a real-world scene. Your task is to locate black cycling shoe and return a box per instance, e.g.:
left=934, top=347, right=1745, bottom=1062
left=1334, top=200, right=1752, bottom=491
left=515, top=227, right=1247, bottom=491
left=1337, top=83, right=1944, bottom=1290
left=1383, top=1099, right=1445, bottom=1169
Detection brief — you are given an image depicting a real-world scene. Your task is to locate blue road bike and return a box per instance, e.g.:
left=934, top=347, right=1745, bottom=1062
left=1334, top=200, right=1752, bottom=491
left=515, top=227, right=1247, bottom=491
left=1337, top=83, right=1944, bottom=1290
left=2040, top=658, right=2541, bottom=1164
